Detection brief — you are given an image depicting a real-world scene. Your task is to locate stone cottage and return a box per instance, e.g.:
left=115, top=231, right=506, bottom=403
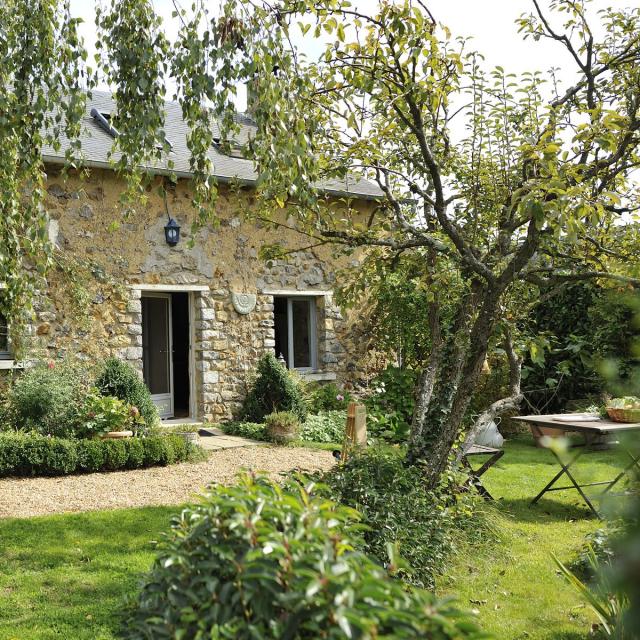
left=0, top=91, right=381, bottom=422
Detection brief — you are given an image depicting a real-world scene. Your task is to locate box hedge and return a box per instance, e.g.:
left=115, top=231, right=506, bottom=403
left=0, top=431, right=201, bottom=478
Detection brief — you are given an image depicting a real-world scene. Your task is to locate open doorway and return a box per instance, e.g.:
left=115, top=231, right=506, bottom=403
left=141, top=292, right=191, bottom=419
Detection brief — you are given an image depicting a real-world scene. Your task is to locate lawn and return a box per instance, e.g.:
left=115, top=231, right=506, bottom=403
left=0, top=435, right=627, bottom=639
left=438, top=435, right=626, bottom=640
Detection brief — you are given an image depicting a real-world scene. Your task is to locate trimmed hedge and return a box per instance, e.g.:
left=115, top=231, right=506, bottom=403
left=0, top=431, right=201, bottom=477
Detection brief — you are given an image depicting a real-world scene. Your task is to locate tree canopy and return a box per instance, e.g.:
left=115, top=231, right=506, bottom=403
left=2, top=0, right=639, bottom=484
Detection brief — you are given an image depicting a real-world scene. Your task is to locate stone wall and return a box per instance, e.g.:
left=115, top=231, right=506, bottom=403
left=19, top=166, right=373, bottom=421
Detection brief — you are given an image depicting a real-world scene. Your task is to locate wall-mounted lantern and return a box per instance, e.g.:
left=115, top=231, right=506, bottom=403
left=164, top=217, right=181, bottom=246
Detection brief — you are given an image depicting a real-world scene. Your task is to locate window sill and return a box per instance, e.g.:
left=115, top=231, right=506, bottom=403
left=297, top=370, right=337, bottom=382
left=0, top=359, right=22, bottom=370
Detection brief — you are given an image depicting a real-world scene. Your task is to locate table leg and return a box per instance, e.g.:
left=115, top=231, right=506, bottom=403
left=531, top=447, right=601, bottom=518
left=601, top=449, right=640, bottom=495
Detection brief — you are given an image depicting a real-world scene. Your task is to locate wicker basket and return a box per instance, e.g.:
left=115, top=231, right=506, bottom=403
left=606, top=407, right=640, bottom=423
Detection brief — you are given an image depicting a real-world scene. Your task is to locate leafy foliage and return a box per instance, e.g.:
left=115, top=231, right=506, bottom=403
left=221, top=421, right=269, bottom=441
left=0, top=431, right=200, bottom=477
left=2, top=360, right=90, bottom=438
left=523, top=284, right=639, bottom=412
left=300, top=410, right=346, bottom=443
left=125, top=472, right=484, bottom=639
left=306, top=382, right=351, bottom=413
left=365, top=367, right=417, bottom=443
left=241, top=353, right=307, bottom=423
left=321, top=446, right=487, bottom=589
left=0, top=0, right=90, bottom=348
left=79, top=388, right=146, bottom=438
left=95, top=358, right=158, bottom=429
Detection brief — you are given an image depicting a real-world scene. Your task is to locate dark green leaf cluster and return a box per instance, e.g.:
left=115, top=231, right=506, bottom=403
left=240, top=353, right=307, bottom=422
left=125, top=472, right=484, bottom=639
left=321, top=446, right=486, bottom=590
left=95, top=357, right=159, bottom=429
left=0, top=431, right=201, bottom=477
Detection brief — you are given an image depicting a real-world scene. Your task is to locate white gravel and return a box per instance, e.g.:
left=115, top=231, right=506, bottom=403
left=0, top=446, right=335, bottom=519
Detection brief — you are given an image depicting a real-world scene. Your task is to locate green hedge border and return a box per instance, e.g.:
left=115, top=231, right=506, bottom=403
left=0, top=432, right=202, bottom=477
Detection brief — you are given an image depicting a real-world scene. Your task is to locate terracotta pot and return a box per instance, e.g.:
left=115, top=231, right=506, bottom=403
left=529, top=425, right=565, bottom=448
left=102, top=430, right=134, bottom=439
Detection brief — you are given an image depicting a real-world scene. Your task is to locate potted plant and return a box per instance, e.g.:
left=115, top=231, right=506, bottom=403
left=80, top=389, right=144, bottom=439
left=265, top=411, right=300, bottom=444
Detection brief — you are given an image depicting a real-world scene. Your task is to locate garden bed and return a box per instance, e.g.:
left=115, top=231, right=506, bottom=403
left=0, top=445, right=335, bottom=518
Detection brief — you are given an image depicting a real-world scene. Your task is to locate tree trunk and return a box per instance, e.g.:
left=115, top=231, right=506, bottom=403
left=408, top=287, right=503, bottom=488
left=457, top=328, right=523, bottom=461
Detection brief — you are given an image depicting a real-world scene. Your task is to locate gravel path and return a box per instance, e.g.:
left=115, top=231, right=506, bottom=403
left=0, top=446, right=336, bottom=519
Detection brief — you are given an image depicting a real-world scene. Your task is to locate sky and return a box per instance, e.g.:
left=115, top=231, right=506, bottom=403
left=69, top=0, right=632, bottom=110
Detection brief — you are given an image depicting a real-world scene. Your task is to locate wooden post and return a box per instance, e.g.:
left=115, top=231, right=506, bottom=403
left=342, top=402, right=367, bottom=462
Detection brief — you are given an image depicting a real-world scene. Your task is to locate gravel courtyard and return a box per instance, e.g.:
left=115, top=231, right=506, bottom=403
left=0, top=446, right=336, bottom=519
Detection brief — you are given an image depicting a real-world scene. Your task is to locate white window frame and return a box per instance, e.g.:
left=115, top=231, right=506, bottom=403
left=277, top=296, right=318, bottom=371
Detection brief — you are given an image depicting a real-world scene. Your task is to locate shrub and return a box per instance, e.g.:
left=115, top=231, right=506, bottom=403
left=265, top=411, right=300, bottom=443
left=3, top=360, right=90, bottom=437
left=103, top=439, right=128, bottom=470
left=365, top=367, right=417, bottom=443
left=307, top=382, right=351, bottom=413
left=241, top=353, right=307, bottom=422
left=321, top=446, right=488, bottom=589
left=221, top=421, right=268, bottom=441
left=125, top=473, right=483, bottom=640
left=76, top=439, right=106, bottom=473
left=95, top=358, right=158, bottom=429
left=0, top=432, right=200, bottom=477
left=79, top=389, right=146, bottom=438
left=124, top=437, right=145, bottom=469
left=300, top=410, right=346, bottom=443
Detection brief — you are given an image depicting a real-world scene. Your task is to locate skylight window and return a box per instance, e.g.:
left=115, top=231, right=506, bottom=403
left=89, top=107, right=173, bottom=152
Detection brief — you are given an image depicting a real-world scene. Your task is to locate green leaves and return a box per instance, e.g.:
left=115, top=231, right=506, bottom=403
left=125, top=471, right=485, bottom=639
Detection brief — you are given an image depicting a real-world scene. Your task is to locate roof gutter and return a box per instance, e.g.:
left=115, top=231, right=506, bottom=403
left=41, top=154, right=383, bottom=202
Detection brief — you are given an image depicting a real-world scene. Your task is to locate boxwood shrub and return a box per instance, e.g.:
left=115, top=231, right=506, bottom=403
left=0, top=432, right=201, bottom=477
left=124, top=473, right=483, bottom=640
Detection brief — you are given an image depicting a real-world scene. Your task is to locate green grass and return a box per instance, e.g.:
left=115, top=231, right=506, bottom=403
left=0, top=507, right=177, bottom=640
left=438, top=435, right=627, bottom=640
left=0, top=435, right=628, bottom=639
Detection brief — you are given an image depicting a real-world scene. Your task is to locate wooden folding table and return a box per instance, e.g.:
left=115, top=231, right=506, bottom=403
left=513, top=414, right=640, bottom=518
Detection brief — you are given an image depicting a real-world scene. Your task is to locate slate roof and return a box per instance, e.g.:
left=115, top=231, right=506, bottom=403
left=41, top=90, right=382, bottom=200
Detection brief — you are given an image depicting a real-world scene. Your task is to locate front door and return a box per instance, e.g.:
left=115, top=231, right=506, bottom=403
left=142, top=294, right=174, bottom=419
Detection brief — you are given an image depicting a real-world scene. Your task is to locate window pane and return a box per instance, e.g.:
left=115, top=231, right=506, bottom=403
left=291, top=299, right=312, bottom=368
left=273, top=297, right=289, bottom=365
left=0, top=313, right=8, bottom=355
left=142, top=297, right=171, bottom=395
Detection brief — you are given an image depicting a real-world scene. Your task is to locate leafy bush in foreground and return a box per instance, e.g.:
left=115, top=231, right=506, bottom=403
left=95, top=358, right=158, bottom=429
left=125, top=473, right=483, bottom=640
left=321, top=446, right=489, bottom=589
left=0, top=431, right=201, bottom=477
left=241, top=353, right=307, bottom=422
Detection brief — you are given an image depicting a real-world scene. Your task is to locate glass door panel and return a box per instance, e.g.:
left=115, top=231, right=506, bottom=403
left=142, top=296, right=173, bottom=417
